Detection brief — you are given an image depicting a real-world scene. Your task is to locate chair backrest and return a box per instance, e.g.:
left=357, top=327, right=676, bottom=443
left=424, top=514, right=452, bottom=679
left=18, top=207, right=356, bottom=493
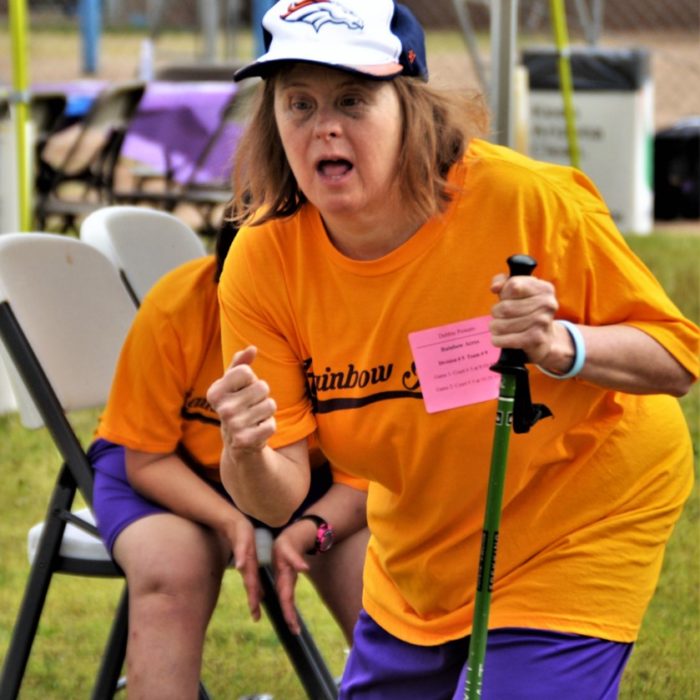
left=220, top=77, right=259, bottom=124
left=29, top=92, right=67, bottom=143
left=56, top=81, right=145, bottom=181
left=29, top=93, right=69, bottom=192
left=0, top=233, right=136, bottom=417
left=183, top=77, right=259, bottom=189
left=80, top=206, right=207, bottom=303
left=88, top=81, right=146, bottom=131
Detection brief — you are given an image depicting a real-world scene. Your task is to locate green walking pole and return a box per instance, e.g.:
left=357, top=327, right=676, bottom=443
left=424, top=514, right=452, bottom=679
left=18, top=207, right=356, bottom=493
left=465, top=255, right=552, bottom=699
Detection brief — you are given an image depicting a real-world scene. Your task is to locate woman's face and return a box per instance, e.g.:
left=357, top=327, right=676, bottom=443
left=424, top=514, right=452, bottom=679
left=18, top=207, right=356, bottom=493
left=274, top=64, right=403, bottom=229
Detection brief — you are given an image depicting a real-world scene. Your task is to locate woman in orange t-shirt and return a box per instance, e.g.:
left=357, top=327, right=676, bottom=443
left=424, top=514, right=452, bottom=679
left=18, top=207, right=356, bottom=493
left=207, top=2, right=699, bottom=698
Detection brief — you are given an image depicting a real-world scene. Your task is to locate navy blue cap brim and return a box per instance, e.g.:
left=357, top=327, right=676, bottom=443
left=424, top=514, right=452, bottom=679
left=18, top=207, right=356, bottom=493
left=235, top=58, right=407, bottom=82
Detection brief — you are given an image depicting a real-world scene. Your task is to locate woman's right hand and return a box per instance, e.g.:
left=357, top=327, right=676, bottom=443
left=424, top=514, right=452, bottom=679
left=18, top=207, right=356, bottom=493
left=207, top=346, right=278, bottom=456
left=221, top=512, right=263, bottom=622
left=271, top=523, right=314, bottom=635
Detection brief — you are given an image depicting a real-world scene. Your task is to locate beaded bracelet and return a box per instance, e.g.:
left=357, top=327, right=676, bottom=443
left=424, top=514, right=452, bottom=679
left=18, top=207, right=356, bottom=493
left=536, top=320, right=586, bottom=379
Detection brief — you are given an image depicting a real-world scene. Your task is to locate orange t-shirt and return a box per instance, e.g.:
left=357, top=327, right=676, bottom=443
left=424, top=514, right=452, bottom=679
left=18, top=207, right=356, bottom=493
left=97, top=256, right=224, bottom=479
left=219, top=139, right=699, bottom=644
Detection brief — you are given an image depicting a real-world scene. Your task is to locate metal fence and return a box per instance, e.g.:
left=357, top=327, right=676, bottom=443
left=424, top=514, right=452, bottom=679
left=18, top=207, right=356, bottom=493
left=0, top=0, right=698, bottom=130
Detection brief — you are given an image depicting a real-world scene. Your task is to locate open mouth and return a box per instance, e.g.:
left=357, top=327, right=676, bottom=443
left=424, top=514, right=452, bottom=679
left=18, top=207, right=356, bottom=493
left=317, top=159, right=353, bottom=178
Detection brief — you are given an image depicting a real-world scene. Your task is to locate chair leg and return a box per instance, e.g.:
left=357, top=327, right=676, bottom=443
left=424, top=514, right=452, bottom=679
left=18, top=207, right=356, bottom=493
left=34, top=203, right=47, bottom=231
left=198, top=681, right=213, bottom=700
left=0, top=471, right=75, bottom=700
left=90, top=585, right=129, bottom=700
left=259, top=565, right=338, bottom=700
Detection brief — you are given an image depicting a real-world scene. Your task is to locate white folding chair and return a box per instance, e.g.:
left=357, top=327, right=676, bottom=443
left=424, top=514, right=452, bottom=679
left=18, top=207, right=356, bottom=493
left=13, top=231, right=339, bottom=698
left=0, top=233, right=137, bottom=699
left=80, top=205, right=207, bottom=304
left=0, top=234, right=223, bottom=699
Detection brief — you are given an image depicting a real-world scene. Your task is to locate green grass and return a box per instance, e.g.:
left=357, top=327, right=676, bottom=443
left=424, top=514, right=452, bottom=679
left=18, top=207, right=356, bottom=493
left=617, top=232, right=700, bottom=700
left=0, top=232, right=698, bottom=698
left=626, top=232, right=700, bottom=450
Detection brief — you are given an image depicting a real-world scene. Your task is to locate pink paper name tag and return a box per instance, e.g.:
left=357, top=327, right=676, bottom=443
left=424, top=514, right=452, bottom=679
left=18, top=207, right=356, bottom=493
left=408, top=316, right=500, bottom=413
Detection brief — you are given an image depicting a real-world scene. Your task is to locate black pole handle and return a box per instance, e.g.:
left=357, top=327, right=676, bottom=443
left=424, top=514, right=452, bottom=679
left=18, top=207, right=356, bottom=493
left=494, top=254, right=537, bottom=370
left=489, top=254, right=553, bottom=433
left=506, top=254, right=537, bottom=279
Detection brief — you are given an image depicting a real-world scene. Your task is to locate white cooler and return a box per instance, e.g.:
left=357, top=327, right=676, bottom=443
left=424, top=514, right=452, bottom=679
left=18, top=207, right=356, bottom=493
left=522, top=47, right=654, bottom=234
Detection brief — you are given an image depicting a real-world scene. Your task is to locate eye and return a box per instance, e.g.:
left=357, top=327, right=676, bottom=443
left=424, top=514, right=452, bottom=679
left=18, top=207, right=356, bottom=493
left=338, top=94, right=364, bottom=110
left=290, top=95, right=313, bottom=113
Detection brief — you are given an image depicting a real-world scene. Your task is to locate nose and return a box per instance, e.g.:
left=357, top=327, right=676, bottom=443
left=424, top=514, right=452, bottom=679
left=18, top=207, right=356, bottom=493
left=313, top=106, right=341, bottom=141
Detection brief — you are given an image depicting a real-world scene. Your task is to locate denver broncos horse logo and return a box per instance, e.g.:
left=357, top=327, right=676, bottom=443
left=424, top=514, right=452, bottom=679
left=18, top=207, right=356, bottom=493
left=281, top=0, right=364, bottom=33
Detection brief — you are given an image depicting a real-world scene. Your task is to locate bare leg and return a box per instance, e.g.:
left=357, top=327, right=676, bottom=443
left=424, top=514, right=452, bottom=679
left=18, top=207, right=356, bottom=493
left=306, top=527, right=370, bottom=644
left=113, top=513, right=230, bottom=700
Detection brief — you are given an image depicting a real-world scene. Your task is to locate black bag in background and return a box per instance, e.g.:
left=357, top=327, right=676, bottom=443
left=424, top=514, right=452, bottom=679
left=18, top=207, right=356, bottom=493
left=654, top=118, right=700, bottom=220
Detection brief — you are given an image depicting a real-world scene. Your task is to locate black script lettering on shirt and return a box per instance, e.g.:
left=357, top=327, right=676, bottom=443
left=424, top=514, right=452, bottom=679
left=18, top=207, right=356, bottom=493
left=303, top=358, right=422, bottom=414
left=181, top=394, right=220, bottom=426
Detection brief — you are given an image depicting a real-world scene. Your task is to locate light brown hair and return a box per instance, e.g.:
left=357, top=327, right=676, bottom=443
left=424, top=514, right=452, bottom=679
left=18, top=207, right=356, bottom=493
left=230, top=71, right=489, bottom=227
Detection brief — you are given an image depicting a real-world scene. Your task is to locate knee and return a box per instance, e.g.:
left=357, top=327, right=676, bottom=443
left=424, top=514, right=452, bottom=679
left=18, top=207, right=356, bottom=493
left=128, top=554, right=223, bottom=611
left=128, top=571, right=220, bottom=633
left=116, top=518, right=227, bottom=613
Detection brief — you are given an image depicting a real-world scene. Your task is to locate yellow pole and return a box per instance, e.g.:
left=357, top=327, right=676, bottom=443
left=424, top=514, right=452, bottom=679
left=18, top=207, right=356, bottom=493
left=549, top=0, right=580, bottom=169
left=9, top=0, right=32, bottom=232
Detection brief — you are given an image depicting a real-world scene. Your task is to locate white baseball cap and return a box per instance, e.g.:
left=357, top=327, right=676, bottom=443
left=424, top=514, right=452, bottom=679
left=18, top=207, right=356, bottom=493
left=235, top=0, right=428, bottom=82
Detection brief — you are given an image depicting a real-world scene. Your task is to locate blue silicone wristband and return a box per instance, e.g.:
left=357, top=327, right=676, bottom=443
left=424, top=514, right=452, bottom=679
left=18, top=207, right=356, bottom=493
left=537, top=320, right=586, bottom=379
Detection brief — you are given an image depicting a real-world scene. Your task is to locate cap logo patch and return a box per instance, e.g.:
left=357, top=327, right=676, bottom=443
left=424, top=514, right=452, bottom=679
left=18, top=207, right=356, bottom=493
left=282, top=0, right=364, bottom=33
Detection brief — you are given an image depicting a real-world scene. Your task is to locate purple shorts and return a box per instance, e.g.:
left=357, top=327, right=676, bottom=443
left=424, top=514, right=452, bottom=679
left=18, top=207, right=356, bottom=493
left=89, top=438, right=332, bottom=555
left=340, top=610, right=632, bottom=700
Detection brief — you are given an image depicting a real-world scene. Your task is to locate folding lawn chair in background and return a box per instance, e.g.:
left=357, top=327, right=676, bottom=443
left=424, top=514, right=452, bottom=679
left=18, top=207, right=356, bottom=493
left=80, top=205, right=207, bottom=304
left=34, top=81, right=145, bottom=233
left=117, top=78, right=258, bottom=237
left=79, top=205, right=341, bottom=699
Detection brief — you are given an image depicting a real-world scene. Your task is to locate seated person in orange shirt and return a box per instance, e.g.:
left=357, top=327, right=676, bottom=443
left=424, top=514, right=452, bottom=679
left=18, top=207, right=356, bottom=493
left=88, top=221, right=368, bottom=698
